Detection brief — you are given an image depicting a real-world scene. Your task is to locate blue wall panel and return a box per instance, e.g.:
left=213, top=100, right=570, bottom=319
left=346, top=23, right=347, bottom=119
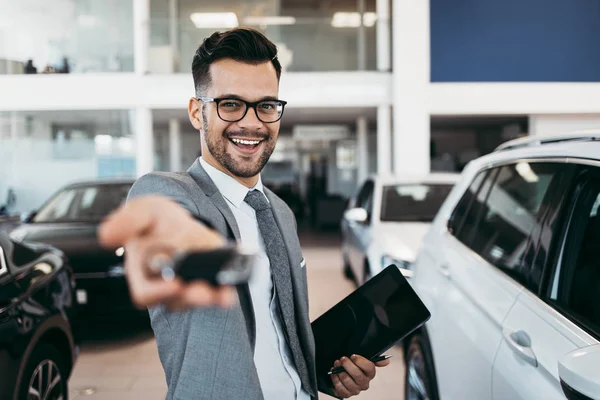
left=430, top=0, right=600, bottom=82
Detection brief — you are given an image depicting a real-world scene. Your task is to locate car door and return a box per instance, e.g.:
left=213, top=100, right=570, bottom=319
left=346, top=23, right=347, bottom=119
left=345, top=180, right=375, bottom=281
left=492, top=163, right=600, bottom=400
left=422, top=161, right=567, bottom=400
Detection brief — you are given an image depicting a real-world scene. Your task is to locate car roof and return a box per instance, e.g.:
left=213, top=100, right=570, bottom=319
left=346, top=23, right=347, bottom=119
left=471, top=131, right=600, bottom=171
left=372, top=173, right=461, bottom=186
left=63, top=178, right=136, bottom=189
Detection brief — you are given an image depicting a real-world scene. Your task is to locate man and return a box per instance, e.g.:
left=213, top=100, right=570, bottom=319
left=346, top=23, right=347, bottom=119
left=98, top=28, right=389, bottom=399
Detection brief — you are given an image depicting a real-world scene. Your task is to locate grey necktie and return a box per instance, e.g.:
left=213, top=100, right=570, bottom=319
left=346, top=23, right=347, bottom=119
left=244, top=189, right=311, bottom=394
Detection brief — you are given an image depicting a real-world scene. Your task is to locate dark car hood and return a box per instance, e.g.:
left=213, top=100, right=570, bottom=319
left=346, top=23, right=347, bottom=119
left=11, top=222, right=122, bottom=274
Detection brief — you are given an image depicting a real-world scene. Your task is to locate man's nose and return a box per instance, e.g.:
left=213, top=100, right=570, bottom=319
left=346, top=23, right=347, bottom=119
left=238, top=106, right=264, bottom=129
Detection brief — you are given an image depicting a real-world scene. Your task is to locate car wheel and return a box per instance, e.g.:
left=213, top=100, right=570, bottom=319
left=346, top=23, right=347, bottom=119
left=19, top=343, right=68, bottom=400
left=405, top=334, right=439, bottom=400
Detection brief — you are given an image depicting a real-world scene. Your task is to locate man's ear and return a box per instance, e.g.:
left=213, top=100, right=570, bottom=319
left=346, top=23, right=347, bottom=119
left=188, top=97, right=203, bottom=131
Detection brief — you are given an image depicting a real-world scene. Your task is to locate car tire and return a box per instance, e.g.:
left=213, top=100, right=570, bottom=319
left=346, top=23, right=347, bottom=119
left=18, top=342, right=69, bottom=400
left=404, top=334, right=439, bottom=400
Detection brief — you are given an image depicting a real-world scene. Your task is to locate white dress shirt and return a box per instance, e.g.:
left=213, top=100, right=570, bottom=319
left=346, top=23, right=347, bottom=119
left=200, top=158, right=310, bottom=400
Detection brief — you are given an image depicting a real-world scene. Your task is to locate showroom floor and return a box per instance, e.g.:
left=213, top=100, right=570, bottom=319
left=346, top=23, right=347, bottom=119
left=68, top=233, right=405, bottom=400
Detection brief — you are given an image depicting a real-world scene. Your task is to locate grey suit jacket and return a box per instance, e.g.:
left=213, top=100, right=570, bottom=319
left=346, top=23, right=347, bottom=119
left=128, top=160, right=330, bottom=400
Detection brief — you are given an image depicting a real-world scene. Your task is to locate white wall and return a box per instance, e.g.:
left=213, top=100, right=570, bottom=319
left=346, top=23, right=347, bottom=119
left=529, top=114, right=600, bottom=136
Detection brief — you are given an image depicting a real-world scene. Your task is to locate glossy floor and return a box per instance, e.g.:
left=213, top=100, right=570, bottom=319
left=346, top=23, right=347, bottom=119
left=68, top=233, right=405, bottom=400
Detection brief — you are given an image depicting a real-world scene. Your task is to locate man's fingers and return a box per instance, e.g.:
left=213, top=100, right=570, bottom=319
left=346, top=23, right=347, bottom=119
left=331, top=371, right=352, bottom=399
left=349, top=354, right=377, bottom=379
left=375, top=358, right=391, bottom=368
left=340, top=356, right=370, bottom=390
left=97, top=196, right=165, bottom=247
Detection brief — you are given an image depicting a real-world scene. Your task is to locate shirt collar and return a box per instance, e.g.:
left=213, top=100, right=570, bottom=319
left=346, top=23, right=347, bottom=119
left=199, top=157, right=264, bottom=209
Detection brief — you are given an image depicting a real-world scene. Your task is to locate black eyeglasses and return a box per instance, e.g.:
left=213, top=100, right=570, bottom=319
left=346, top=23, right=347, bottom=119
left=198, top=97, right=287, bottom=123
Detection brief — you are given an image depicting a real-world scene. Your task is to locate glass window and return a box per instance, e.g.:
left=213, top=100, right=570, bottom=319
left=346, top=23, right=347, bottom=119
left=34, top=189, right=77, bottom=222
left=550, top=178, right=600, bottom=337
left=152, top=0, right=379, bottom=73
left=380, top=183, right=454, bottom=222
left=0, top=110, right=135, bottom=215
left=449, top=170, right=488, bottom=242
left=472, top=163, right=558, bottom=285
left=451, top=163, right=560, bottom=287
left=1, top=0, right=134, bottom=75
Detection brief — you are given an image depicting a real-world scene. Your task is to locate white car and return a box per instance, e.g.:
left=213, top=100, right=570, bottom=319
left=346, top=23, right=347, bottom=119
left=341, top=174, right=460, bottom=285
left=404, top=132, right=600, bottom=400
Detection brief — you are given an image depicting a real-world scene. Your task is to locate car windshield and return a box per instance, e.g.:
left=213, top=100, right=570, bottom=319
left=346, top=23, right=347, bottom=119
left=33, top=184, right=131, bottom=223
left=380, top=183, right=454, bottom=222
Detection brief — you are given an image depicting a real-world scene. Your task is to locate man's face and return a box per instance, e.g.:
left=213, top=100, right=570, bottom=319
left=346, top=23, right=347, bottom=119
left=190, top=58, right=280, bottom=179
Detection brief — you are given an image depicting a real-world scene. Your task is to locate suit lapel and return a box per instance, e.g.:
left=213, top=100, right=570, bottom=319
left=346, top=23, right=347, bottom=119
left=187, top=159, right=241, bottom=240
left=186, top=160, right=256, bottom=352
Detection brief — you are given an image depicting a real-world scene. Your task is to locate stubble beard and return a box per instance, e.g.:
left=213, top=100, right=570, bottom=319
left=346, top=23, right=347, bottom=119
left=202, top=116, right=276, bottom=178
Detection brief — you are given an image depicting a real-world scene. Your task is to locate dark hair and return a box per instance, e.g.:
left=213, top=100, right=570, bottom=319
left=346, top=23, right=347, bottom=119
left=192, top=27, right=282, bottom=95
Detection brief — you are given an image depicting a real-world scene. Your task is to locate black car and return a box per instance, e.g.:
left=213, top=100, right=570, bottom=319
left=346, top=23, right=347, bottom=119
left=9, top=179, right=143, bottom=321
left=0, top=232, right=77, bottom=400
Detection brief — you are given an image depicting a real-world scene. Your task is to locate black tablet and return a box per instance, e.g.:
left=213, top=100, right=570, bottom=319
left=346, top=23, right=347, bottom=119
left=311, top=265, right=431, bottom=385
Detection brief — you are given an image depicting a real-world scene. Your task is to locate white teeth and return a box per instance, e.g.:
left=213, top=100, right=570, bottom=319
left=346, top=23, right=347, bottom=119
left=231, top=138, right=261, bottom=145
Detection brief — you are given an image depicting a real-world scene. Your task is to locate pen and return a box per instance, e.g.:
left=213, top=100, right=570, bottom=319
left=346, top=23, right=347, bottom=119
left=327, top=354, right=393, bottom=375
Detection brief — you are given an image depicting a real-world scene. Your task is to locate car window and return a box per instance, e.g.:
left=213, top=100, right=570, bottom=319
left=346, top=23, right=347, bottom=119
left=34, top=184, right=131, bottom=223
left=355, top=180, right=374, bottom=214
left=33, top=189, right=78, bottom=222
left=453, top=170, right=495, bottom=244
left=381, top=183, right=454, bottom=222
left=452, top=162, right=560, bottom=288
left=448, top=171, right=486, bottom=236
left=549, top=174, right=600, bottom=338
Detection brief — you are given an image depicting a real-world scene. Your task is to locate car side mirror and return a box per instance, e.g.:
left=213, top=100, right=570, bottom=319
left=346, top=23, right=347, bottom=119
left=559, top=344, right=600, bottom=399
left=20, top=210, right=36, bottom=223
left=344, top=207, right=369, bottom=223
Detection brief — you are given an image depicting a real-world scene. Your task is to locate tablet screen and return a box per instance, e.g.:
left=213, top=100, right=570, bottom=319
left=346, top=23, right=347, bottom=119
left=311, top=265, right=431, bottom=381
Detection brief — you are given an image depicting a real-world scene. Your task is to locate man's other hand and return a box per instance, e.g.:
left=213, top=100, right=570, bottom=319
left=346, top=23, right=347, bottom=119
left=330, top=354, right=391, bottom=398
left=98, top=196, right=234, bottom=310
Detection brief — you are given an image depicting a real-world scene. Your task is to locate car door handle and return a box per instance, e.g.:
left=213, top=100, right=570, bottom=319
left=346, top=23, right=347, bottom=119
left=502, top=329, right=538, bottom=368
left=438, top=263, right=451, bottom=279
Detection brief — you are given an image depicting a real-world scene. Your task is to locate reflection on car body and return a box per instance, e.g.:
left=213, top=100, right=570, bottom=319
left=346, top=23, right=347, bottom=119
left=0, top=232, right=77, bottom=400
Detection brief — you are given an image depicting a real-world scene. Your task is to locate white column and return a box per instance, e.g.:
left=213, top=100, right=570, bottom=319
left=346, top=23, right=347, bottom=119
left=529, top=114, right=600, bottom=136
left=392, top=0, right=430, bottom=176
left=356, top=116, right=369, bottom=184
left=377, top=105, right=392, bottom=174
left=357, top=0, right=367, bottom=71
left=135, top=107, right=154, bottom=177
left=169, top=118, right=182, bottom=171
left=376, top=0, right=391, bottom=71
left=169, top=0, right=180, bottom=72
left=133, top=0, right=150, bottom=75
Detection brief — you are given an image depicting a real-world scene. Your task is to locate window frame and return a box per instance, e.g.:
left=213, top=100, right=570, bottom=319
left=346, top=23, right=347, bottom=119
left=541, top=163, right=600, bottom=340
left=447, top=157, right=574, bottom=295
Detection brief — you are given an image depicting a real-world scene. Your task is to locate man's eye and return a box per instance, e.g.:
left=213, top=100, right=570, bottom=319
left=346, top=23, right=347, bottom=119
left=260, top=102, right=276, bottom=110
left=222, top=101, right=242, bottom=108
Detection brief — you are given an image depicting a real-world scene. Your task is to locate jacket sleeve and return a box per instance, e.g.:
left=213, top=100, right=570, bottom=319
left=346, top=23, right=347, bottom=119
left=127, top=172, right=217, bottom=230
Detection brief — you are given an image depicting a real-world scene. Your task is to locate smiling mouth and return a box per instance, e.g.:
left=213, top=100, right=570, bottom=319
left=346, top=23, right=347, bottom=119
left=229, top=137, right=265, bottom=149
